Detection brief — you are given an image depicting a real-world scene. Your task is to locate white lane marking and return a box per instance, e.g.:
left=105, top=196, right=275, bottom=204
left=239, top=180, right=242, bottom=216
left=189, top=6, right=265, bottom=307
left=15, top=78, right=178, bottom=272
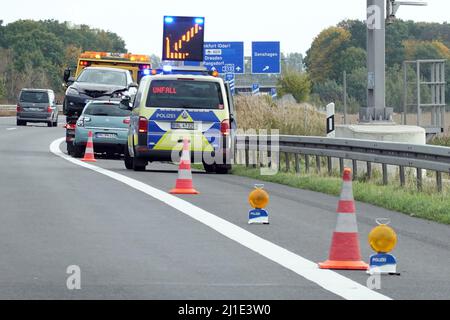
left=50, top=137, right=391, bottom=301
left=6, top=128, right=17, bottom=131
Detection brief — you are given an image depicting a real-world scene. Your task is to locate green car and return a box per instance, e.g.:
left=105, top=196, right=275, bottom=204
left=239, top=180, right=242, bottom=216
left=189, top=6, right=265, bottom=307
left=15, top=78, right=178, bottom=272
left=73, top=101, right=131, bottom=158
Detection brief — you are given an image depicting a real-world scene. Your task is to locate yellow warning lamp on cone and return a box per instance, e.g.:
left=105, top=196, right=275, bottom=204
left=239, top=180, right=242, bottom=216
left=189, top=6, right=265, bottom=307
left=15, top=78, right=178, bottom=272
left=368, top=219, right=399, bottom=275
left=248, top=184, right=270, bottom=225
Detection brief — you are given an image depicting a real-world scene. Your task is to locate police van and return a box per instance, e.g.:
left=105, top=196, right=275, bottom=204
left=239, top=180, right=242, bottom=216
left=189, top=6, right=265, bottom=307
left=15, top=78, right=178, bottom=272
left=123, top=66, right=237, bottom=174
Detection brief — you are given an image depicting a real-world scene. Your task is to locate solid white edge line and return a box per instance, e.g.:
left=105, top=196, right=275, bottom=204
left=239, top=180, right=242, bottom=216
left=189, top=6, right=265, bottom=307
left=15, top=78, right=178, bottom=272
left=50, top=137, right=391, bottom=301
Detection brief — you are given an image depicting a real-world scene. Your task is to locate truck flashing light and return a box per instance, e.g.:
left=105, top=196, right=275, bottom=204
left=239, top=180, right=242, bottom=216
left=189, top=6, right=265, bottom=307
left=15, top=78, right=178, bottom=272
left=79, top=52, right=150, bottom=63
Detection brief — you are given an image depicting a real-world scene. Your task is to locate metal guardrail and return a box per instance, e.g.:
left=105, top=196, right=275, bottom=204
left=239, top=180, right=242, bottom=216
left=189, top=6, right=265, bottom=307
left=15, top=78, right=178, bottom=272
left=0, top=105, right=17, bottom=111
left=0, top=105, right=63, bottom=111
left=236, top=135, right=450, bottom=192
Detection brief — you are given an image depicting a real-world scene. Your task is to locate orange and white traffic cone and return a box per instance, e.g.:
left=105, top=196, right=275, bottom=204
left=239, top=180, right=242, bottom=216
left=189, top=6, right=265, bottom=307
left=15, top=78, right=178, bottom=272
left=82, top=131, right=96, bottom=163
left=318, top=168, right=368, bottom=270
left=170, top=138, right=199, bottom=195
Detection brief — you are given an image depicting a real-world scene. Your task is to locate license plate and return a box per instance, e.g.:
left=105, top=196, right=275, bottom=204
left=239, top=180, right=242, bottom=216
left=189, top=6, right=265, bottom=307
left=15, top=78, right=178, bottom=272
left=96, top=133, right=116, bottom=139
left=171, top=122, right=196, bottom=130
left=28, top=108, right=40, bottom=111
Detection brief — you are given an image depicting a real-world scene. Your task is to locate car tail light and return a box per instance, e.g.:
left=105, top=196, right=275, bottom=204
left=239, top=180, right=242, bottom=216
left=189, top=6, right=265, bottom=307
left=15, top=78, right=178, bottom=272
left=139, top=117, right=148, bottom=133
left=220, top=119, right=230, bottom=136
left=16, top=104, right=22, bottom=112
left=47, top=106, right=52, bottom=113
left=123, top=117, right=131, bottom=125
left=66, top=123, right=76, bottom=130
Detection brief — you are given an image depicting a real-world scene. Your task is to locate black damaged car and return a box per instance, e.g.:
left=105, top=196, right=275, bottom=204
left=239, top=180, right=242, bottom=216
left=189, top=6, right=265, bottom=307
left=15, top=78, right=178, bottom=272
left=63, top=67, right=138, bottom=117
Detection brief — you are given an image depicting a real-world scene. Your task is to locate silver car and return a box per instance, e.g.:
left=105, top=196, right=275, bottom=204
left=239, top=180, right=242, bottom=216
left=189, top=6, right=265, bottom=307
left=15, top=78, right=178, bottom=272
left=16, top=89, right=59, bottom=127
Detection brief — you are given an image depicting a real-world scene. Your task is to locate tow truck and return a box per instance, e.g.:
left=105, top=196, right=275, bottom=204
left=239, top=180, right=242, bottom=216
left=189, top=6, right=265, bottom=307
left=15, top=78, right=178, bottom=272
left=63, top=51, right=151, bottom=156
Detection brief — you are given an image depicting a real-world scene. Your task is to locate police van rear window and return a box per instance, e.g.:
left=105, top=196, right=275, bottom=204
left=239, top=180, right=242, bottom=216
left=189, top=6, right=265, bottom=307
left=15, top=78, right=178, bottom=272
left=147, top=80, right=224, bottom=110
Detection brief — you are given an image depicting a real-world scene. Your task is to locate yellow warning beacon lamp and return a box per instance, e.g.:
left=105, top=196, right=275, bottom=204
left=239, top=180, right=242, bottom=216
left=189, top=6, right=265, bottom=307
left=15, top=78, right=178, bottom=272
left=248, top=184, right=270, bottom=225
left=368, top=219, right=399, bottom=275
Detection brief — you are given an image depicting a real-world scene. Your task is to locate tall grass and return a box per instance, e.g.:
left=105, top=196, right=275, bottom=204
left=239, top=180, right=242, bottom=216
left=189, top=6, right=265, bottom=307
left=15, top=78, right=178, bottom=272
left=234, top=96, right=326, bottom=136
left=430, top=135, right=450, bottom=147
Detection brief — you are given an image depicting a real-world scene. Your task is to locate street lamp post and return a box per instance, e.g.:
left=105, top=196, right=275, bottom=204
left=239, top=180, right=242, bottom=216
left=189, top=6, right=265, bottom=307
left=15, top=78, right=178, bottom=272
left=360, top=0, right=427, bottom=123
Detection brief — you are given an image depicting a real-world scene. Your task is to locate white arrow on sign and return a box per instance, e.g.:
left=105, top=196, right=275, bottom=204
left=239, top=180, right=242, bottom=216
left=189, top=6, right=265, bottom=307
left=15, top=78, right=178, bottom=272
left=236, top=66, right=242, bottom=72
left=211, top=67, right=217, bottom=71
left=263, top=66, right=270, bottom=72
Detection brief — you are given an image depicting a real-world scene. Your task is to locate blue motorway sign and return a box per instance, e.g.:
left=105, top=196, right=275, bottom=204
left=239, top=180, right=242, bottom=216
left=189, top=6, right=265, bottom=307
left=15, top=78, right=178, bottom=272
left=225, top=74, right=235, bottom=95
left=203, top=42, right=244, bottom=74
left=252, top=42, right=281, bottom=74
left=271, top=88, right=277, bottom=99
left=252, top=83, right=260, bottom=96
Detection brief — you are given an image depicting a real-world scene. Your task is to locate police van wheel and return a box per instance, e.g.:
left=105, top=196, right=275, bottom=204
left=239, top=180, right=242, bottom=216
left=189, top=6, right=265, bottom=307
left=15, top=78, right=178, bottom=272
left=215, top=165, right=231, bottom=175
left=132, top=158, right=147, bottom=172
left=124, top=146, right=133, bottom=170
left=202, top=162, right=216, bottom=174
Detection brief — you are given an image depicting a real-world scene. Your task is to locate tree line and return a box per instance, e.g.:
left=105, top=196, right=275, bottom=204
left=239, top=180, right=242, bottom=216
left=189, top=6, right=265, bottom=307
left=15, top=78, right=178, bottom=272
left=0, top=19, right=126, bottom=102
left=278, top=19, right=450, bottom=113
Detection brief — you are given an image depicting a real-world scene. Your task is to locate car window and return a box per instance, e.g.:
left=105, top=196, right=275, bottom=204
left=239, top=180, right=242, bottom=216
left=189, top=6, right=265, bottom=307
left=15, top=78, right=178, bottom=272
left=20, top=91, right=49, bottom=103
left=77, top=69, right=127, bottom=87
left=84, top=103, right=131, bottom=117
left=146, top=80, right=224, bottom=110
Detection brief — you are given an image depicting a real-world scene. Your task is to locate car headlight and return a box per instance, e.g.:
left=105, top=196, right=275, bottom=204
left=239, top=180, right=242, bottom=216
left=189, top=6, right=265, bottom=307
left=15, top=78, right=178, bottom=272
left=111, top=92, right=123, bottom=98
left=66, top=87, right=78, bottom=95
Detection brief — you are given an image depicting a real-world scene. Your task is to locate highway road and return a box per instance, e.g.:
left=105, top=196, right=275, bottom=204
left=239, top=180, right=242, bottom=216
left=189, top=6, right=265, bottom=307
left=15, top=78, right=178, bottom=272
left=1, top=115, right=450, bottom=300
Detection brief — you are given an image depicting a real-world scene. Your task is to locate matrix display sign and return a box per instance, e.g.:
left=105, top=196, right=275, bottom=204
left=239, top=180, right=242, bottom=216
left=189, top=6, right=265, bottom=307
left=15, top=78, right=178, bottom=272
left=162, top=16, right=205, bottom=62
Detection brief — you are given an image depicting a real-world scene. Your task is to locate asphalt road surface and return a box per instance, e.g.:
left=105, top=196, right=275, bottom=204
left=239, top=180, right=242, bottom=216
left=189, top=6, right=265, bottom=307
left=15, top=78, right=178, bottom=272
left=1, top=116, right=450, bottom=300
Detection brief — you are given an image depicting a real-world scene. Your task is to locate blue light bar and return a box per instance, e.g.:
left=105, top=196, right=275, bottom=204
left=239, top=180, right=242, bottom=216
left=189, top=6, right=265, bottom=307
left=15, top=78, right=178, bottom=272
left=164, top=16, right=174, bottom=23
left=143, top=69, right=151, bottom=76
left=195, top=17, right=204, bottom=24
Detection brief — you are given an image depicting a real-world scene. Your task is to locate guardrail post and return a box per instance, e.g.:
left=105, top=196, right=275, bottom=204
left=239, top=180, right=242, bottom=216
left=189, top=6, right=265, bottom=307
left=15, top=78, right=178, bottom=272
left=285, top=153, right=290, bottom=172
left=327, top=157, right=332, bottom=176
left=417, top=168, right=423, bottom=191
left=339, top=158, right=344, bottom=176
left=245, top=140, right=250, bottom=168
left=316, top=156, right=321, bottom=173
left=399, top=166, right=406, bottom=187
left=382, top=164, right=388, bottom=185
left=295, top=154, right=300, bottom=174
left=367, top=162, right=372, bottom=180
left=436, top=171, right=443, bottom=193
left=305, top=155, right=310, bottom=174
left=352, top=160, right=358, bottom=180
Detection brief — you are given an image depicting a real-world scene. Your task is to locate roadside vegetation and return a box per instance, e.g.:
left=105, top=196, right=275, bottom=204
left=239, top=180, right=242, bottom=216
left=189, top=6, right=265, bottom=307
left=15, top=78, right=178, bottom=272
left=0, top=19, right=127, bottom=103
left=234, top=95, right=325, bottom=136
left=231, top=165, right=450, bottom=225
left=232, top=96, right=450, bottom=225
left=430, top=135, right=450, bottom=147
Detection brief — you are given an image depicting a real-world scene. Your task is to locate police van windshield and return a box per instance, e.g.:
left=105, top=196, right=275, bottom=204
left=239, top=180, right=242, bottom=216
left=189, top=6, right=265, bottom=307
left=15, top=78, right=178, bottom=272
left=147, top=80, right=224, bottom=110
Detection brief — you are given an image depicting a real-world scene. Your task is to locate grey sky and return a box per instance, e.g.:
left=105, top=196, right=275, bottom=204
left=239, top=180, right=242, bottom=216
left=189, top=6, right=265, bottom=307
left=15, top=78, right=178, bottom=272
left=2, top=0, right=449, bottom=56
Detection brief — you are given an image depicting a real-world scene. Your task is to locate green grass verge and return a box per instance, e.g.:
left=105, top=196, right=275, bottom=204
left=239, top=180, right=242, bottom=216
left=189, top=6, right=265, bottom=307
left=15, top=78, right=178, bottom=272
left=231, top=166, right=450, bottom=225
